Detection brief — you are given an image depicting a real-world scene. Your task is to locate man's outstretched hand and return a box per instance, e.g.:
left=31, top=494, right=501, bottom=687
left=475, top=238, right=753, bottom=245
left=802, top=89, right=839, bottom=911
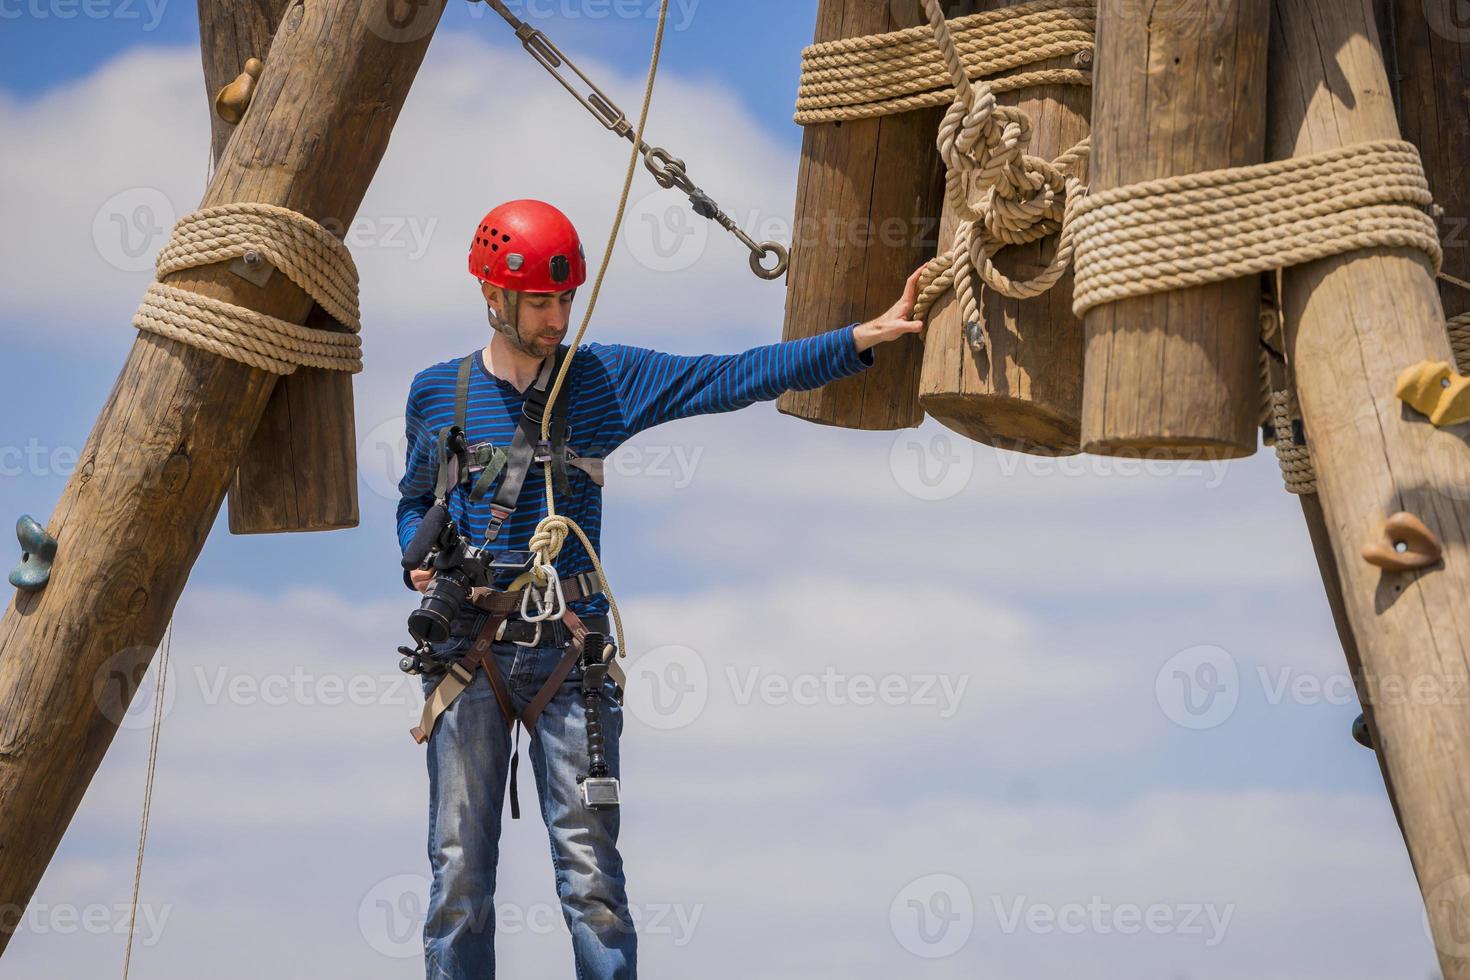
left=853, top=265, right=926, bottom=354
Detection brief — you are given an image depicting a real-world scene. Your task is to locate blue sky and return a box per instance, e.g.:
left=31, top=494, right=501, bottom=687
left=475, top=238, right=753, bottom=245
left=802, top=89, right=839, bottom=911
left=0, top=2, right=1441, bottom=977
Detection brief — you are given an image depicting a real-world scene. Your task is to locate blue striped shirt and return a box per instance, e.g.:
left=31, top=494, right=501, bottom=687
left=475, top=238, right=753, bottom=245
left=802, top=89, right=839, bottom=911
left=397, top=323, right=875, bottom=617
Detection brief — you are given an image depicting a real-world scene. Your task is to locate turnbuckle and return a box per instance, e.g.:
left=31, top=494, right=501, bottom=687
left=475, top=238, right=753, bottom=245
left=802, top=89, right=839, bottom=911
left=476, top=0, right=787, bottom=280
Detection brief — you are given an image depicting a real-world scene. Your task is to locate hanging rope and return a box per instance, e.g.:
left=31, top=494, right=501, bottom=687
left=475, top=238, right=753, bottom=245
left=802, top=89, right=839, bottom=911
left=1070, top=140, right=1441, bottom=316
left=793, top=0, right=1094, bottom=124
left=1268, top=389, right=1317, bottom=495
left=512, top=0, right=674, bottom=659
left=132, top=203, right=363, bottom=375
left=1448, top=312, right=1470, bottom=375
left=121, top=620, right=172, bottom=978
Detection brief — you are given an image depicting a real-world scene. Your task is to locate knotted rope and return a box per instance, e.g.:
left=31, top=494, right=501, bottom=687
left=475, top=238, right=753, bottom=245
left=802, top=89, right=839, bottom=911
left=909, top=0, right=1093, bottom=344
left=1070, top=140, right=1441, bottom=316
left=793, top=0, right=1094, bottom=125
left=132, top=203, right=363, bottom=375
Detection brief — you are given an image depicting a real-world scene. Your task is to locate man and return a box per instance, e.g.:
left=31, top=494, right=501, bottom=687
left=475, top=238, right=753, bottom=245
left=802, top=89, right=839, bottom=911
left=397, top=198, right=924, bottom=979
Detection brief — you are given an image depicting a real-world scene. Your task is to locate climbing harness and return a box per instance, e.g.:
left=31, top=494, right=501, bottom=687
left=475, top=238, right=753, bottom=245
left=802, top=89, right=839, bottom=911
left=473, top=0, right=788, bottom=281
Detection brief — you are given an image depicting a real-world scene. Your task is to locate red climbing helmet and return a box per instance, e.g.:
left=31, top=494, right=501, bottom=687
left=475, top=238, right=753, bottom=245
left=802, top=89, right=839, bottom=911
left=468, top=199, right=588, bottom=293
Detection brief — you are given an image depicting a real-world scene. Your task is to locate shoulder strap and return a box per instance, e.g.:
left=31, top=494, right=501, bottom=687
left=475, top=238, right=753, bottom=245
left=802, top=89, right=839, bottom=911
left=430, top=354, right=477, bottom=504
left=484, top=345, right=574, bottom=543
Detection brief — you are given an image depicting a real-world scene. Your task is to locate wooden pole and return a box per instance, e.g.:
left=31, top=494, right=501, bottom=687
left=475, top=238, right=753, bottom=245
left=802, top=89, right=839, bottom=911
left=776, top=0, right=945, bottom=431
left=199, top=0, right=362, bottom=535
left=0, top=1, right=445, bottom=952
left=1385, top=0, right=1470, bottom=334
left=1270, top=0, right=1470, bottom=971
left=916, top=0, right=1091, bottom=456
left=1080, top=0, right=1269, bottom=459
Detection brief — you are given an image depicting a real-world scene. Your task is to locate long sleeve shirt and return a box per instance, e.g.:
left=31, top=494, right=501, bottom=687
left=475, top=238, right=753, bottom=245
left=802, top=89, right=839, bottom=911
left=396, top=323, right=876, bottom=618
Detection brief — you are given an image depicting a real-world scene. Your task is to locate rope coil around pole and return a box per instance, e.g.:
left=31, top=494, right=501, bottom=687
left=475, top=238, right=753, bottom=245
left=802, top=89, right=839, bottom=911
left=132, top=203, right=363, bottom=375
left=1070, top=140, right=1441, bottom=316
left=1448, top=311, right=1470, bottom=375
left=1269, top=389, right=1317, bottom=495
left=793, top=0, right=1094, bottom=125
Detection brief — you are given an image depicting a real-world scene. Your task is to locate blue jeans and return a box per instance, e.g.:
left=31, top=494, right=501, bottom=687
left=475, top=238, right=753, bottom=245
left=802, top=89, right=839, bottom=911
left=419, top=612, right=635, bottom=979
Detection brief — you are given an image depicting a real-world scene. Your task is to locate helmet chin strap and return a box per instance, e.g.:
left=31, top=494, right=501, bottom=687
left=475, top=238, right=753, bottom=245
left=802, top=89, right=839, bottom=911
left=486, top=289, right=540, bottom=357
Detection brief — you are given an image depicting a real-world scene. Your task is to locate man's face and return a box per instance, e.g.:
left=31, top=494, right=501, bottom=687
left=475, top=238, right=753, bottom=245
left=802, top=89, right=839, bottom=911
left=517, top=290, right=575, bottom=355
left=485, top=283, right=574, bottom=357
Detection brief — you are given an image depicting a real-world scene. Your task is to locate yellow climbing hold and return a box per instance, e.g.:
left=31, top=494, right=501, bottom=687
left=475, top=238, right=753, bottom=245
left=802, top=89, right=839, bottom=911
left=1395, top=360, right=1470, bottom=427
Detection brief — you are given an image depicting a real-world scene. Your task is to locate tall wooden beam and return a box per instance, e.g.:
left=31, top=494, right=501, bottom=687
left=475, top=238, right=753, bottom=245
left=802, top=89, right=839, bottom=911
left=0, top=0, right=445, bottom=953
left=199, top=0, right=362, bottom=535
left=1271, top=1, right=1470, bottom=972
left=1081, top=0, right=1269, bottom=458
left=917, top=0, right=1091, bottom=456
left=777, top=0, right=945, bottom=431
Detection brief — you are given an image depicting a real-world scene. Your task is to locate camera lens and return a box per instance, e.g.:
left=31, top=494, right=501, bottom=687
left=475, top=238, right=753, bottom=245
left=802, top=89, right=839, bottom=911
left=409, top=568, right=470, bottom=644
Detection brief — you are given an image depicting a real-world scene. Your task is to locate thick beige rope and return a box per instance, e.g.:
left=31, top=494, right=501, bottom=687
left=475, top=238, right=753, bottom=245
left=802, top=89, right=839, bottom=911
left=909, top=0, right=1092, bottom=342
left=132, top=203, right=363, bottom=375
left=1070, top=140, right=1441, bottom=316
left=1269, top=389, right=1316, bottom=495
left=1449, top=311, right=1470, bottom=375
left=793, top=0, right=1093, bottom=125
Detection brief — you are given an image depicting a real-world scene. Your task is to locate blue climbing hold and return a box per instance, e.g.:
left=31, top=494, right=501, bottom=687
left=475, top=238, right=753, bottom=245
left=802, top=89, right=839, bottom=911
left=9, top=515, right=56, bottom=592
left=1351, top=713, right=1373, bottom=749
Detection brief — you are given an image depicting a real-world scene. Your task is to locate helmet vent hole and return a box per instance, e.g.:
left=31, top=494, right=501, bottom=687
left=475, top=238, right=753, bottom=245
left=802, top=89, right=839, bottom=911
left=501, top=234, right=511, bottom=243
left=490, top=227, right=498, bottom=236
left=491, top=243, right=499, bottom=251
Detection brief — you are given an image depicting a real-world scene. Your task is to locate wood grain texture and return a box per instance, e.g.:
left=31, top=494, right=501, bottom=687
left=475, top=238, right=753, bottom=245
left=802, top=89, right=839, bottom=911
left=0, top=0, right=444, bottom=951
left=1270, top=1, right=1470, bottom=972
left=1081, top=0, right=1269, bottom=458
left=917, top=0, right=1091, bottom=456
left=776, top=0, right=945, bottom=431
left=1388, top=0, right=1470, bottom=326
left=200, top=0, right=361, bottom=535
